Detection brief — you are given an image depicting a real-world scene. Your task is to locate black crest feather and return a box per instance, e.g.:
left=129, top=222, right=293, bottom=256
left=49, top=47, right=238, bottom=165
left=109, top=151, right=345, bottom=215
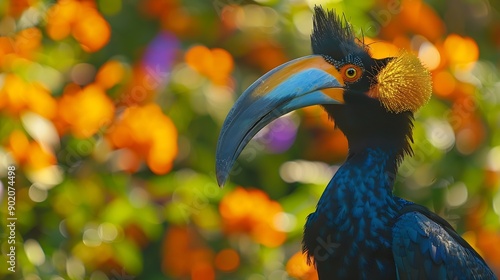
left=311, top=6, right=368, bottom=60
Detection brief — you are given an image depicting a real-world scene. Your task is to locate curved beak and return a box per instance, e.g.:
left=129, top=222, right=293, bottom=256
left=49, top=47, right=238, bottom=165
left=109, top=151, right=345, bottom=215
left=215, top=55, right=345, bottom=186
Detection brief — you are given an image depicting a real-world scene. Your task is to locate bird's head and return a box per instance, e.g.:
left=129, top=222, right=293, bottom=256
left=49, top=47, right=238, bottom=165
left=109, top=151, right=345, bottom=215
left=216, top=7, right=432, bottom=186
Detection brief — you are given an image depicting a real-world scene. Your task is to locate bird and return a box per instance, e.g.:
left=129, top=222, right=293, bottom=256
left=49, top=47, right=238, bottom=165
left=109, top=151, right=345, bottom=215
left=215, top=6, right=496, bottom=280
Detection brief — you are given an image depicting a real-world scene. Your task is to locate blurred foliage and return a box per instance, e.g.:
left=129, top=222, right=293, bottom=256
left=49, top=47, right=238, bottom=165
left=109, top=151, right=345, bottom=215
left=0, top=0, right=499, bottom=279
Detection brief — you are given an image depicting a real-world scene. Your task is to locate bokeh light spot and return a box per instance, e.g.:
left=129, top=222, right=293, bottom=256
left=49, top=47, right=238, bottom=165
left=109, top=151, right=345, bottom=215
left=29, top=183, right=48, bottom=202
left=446, top=182, right=468, bottom=207
left=418, top=41, right=440, bottom=70
left=24, top=239, right=46, bottom=266
left=83, top=228, right=102, bottom=247
left=493, top=192, right=500, bottom=217
left=70, top=63, right=96, bottom=86
left=98, top=222, right=119, bottom=242
left=280, top=160, right=335, bottom=184
left=293, top=10, right=313, bottom=36
left=425, top=119, right=455, bottom=151
left=487, top=146, right=500, bottom=172
left=66, top=257, right=86, bottom=280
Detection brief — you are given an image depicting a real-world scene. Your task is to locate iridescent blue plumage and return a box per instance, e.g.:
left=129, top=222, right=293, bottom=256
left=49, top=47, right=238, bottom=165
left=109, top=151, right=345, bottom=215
left=393, top=204, right=495, bottom=279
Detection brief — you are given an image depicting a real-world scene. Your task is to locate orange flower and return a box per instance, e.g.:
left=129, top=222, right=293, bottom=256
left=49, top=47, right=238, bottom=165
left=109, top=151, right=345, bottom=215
left=364, top=37, right=399, bottom=59
left=286, top=251, right=318, bottom=280
left=443, top=34, right=479, bottom=67
left=6, top=130, right=56, bottom=170
left=0, top=27, right=43, bottom=64
left=7, top=0, right=35, bottom=17
left=400, top=0, right=445, bottom=41
left=185, top=45, right=234, bottom=85
left=380, top=0, right=444, bottom=42
left=219, top=187, right=287, bottom=247
left=472, top=229, right=500, bottom=276
left=46, top=0, right=110, bottom=52
left=14, top=27, right=43, bottom=60
left=214, top=249, right=240, bottom=272
left=7, top=130, right=30, bottom=164
left=0, top=74, right=57, bottom=119
left=0, top=37, right=15, bottom=67
left=96, top=60, right=126, bottom=90
left=46, top=0, right=82, bottom=40
left=162, top=226, right=215, bottom=278
left=72, top=8, right=111, bottom=52
left=56, top=83, right=115, bottom=138
left=107, top=104, right=178, bottom=174
left=432, top=70, right=456, bottom=99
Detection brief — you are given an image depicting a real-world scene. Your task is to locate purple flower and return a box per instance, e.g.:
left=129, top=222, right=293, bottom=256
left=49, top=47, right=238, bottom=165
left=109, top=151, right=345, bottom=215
left=142, top=31, right=179, bottom=88
left=256, top=114, right=298, bottom=154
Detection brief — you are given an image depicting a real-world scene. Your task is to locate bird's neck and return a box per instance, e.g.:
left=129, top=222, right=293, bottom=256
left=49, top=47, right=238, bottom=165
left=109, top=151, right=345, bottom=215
left=317, top=147, right=399, bottom=213
left=303, top=147, right=403, bottom=275
left=303, top=147, right=401, bottom=268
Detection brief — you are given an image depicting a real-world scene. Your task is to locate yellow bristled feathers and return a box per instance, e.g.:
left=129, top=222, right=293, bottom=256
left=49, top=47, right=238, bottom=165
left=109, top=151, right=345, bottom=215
left=373, top=51, right=432, bottom=113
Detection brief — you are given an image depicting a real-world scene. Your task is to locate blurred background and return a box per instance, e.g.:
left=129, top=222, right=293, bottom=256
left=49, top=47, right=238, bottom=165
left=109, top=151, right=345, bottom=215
left=0, top=0, right=499, bottom=279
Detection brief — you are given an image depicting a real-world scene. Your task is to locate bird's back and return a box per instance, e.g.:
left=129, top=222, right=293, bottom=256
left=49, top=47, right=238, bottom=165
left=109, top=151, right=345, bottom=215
left=392, top=202, right=496, bottom=280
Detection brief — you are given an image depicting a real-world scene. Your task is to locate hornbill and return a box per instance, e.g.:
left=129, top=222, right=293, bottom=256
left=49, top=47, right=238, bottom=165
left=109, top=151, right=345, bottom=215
left=215, top=7, right=496, bottom=280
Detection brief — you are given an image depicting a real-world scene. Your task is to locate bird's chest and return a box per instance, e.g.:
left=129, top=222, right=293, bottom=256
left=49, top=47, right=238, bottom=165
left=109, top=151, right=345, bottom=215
left=303, top=190, right=398, bottom=279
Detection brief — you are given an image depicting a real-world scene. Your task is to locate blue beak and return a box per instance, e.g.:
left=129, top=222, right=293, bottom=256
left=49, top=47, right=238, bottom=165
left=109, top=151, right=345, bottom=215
left=216, top=55, right=345, bottom=186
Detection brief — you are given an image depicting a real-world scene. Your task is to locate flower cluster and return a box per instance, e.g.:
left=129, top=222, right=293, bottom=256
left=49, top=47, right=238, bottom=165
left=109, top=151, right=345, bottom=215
left=163, top=226, right=240, bottom=279
left=185, top=45, right=234, bottom=85
left=0, top=73, right=56, bottom=118
left=107, top=104, right=178, bottom=174
left=46, top=0, right=111, bottom=52
left=0, top=0, right=179, bottom=176
left=55, top=83, right=115, bottom=138
left=6, top=129, right=56, bottom=171
left=219, top=187, right=287, bottom=247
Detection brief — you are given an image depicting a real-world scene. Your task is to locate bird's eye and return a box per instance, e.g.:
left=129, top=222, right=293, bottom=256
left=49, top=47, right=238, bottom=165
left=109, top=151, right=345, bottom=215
left=340, top=64, right=362, bottom=83
left=346, top=68, right=356, bottom=78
